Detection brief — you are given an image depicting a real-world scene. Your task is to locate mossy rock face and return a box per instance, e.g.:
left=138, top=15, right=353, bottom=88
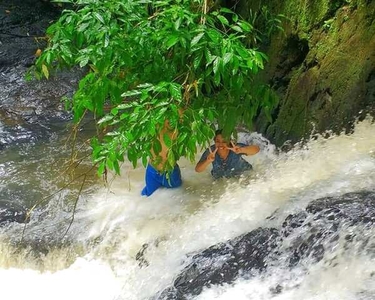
left=238, top=0, right=375, bottom=146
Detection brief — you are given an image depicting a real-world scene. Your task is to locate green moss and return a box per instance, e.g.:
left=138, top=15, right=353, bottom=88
left=279, top=0, right=330, bottom=35
left=269, top=67, right=320, bottom=145
left=238, top=0, right=375, bottom=146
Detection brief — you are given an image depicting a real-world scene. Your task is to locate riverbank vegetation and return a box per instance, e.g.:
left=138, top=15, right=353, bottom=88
left=33, top=0, right=278, bottom=175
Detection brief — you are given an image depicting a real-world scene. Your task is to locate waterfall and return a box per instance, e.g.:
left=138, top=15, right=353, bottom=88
left=1, top=118, right=375, bottom=300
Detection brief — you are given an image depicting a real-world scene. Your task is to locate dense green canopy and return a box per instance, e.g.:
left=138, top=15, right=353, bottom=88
left=33, top=0, right=277, bottom=175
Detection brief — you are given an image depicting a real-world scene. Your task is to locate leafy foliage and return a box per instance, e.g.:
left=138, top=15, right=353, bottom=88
left=246, top=5, right=288, bottom=46
left=33, top=0, right=278, bottom=175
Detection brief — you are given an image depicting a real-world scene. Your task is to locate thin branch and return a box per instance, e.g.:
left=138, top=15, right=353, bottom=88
left=20, top=165, right=96, bottom=241
left=62, top=172, right=87, bottom=238
left=200, top=0, right=208, bottom=25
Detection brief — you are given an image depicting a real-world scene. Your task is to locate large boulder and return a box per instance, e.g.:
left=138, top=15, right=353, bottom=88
left=151, top=191, right=375, bottom=299
left=236, top=0, right=375, bottom=146
left=282, top=191, right=375, bottom=267
left=153, top=227, right=280, bottom=300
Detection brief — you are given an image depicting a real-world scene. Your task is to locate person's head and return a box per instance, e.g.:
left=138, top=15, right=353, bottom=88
left=214, top=129, right=230, bottom=150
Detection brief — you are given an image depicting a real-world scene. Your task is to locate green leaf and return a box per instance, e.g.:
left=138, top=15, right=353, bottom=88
left=104, top=34, right=110, bottom=47
left=41, top=64, right=49, bottom=79
left=213, top=57, right=221, bottom=74
left=106, top=131, right=120, bottom=136
left=193, top=52, right=203, bottom=70
left=191, top=32, right=204, bottom=47
left=163, top=134, right=172, bottom=148
left=153, top=139, right=162, bottom=155
left=217, top=15, right=229, bottom=26
left=174, top=18, right=182, bottom=30
left=117, top=103, right=133, bottom=110
left=220, top=8, right=234, bottom=14
left=223, top=53, right=233, bottom=65
left=231, top=25, right=243, bottom=33
left=111, top=107, right=119, bottom=115
left=238, top=21, right=253, bottom=32
left=107, top=157, right=114, bottom=170
left=167, top=151, right=175, bottom=167
left=207, top=29, right=221, bottom=43
left=137, top=83, right=153, bottom=89
left=166, top=34, right=179, bottom=49
left=93, top=12, right=105, bottom=24
left=121, top=90, right=142, bottom=97
left=169, top=83, right=182, bottom=101
left=97, top=115, right=114, bottom=125
left=142, top=154, right=148, bottom=167
left=77, top=22, right=90, bottom=32
left=214, top=71, right=221, bottom=86
left=79, top=57, right=89, bottom=68
left=97, top=162, right=105, bottom=176
left=113, top=160, right=120, bottom=174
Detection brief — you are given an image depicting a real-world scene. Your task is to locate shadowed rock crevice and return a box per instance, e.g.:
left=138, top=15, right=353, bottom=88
left=270, top=35, right=309, bottom=92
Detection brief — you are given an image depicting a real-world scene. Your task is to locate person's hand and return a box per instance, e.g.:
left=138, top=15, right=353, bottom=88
left=227, top=141, right=242, bottom=154
left=207, top=147, right=218, bottom=162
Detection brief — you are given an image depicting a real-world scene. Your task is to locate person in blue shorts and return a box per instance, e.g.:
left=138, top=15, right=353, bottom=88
left=195, top=130, right=260, bottom=179
left=141, top=119, right=182, bottom=196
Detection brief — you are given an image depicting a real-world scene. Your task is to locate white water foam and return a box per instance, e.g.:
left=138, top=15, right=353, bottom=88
left=1, top=118, right=375, bottom=300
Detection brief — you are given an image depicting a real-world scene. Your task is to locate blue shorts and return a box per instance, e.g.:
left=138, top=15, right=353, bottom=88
left=141, top=164, right=182, bottom=196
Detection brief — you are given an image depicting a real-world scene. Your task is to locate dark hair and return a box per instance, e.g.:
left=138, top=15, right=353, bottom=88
left=215, top=129, right=223, bottom=137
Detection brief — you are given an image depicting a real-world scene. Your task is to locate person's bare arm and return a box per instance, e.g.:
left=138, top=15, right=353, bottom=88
left=195, top=147, right=217, bottom=172
left=240, top=145, right=260, bottom=155
left=228, top=142, right=260, bottom=156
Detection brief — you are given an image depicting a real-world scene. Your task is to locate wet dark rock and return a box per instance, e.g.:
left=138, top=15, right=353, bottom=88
left=136, top=243, right=150, bottom=268
left=0, top=201, right=28, bottom=224
left=270, top=284, right=283, bottom=295
left=0, top=0, right=60, bottom=69
left=306, top=191, right=375, bottom=220
left=284, top=191, right=375, bottom=267
left=155, top=228, right=280, bottom=299
left=152, top=191, right=375, bottom=299
left=281, top=211, right=308, bottom=237
left=151, top=287, right=183, bottom=300
left=0, top=0, right=84, bottom=149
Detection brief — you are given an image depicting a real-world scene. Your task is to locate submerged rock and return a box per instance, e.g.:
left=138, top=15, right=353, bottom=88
left=0, top=201, right=28, bottom=225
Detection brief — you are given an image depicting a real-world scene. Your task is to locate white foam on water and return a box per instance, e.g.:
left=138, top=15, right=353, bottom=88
left=1, top=118, right=375, bottom=300
left=0, top=258, right=121, bottom=300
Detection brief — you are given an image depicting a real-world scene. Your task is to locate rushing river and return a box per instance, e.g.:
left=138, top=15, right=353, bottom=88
left=1, top=116, right=375, bottom=300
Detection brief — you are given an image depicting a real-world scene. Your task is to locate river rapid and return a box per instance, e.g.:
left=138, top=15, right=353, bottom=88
left=1, top=116, right=375, bottom=300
